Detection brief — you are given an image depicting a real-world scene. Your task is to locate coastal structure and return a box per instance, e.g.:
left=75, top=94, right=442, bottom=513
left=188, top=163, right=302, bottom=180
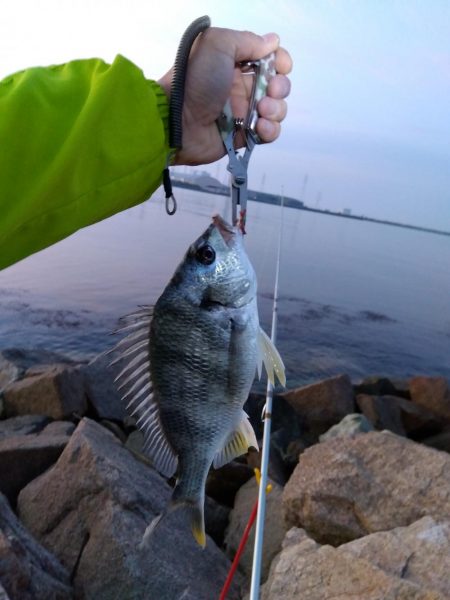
left=171, top=171, right=304, bottom=210
left=170, top=171, right=450, bottom=238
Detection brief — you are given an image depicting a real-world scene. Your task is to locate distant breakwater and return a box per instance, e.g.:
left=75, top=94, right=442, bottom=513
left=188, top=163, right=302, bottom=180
left=172, top=180, right=450, bottom=238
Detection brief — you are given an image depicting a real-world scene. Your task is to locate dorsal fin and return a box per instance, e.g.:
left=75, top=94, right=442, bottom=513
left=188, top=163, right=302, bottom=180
left=110, top=306, right=178, bottom=478
left=213, top=411, right=258, bottom=469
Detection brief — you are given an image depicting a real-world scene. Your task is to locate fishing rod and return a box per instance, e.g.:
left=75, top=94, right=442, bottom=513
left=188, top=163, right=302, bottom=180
left=249, top=191, right=285, bottom=599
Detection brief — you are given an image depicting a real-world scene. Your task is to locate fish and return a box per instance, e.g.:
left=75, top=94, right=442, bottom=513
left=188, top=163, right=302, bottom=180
left=111, top=215, right=285, bottom=548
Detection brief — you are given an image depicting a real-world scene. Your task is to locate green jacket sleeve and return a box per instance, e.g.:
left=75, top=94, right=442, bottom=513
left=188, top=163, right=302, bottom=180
left=0, top=55, right=169, bottom=270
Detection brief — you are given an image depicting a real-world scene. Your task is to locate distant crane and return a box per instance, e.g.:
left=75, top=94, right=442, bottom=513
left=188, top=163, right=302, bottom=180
left=260, top=173, right=266, bottom=193
left=300, top=174, right=308, bottom=203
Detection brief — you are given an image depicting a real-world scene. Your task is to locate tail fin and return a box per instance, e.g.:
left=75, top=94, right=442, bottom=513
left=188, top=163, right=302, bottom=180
left=140, top=499, right=206, bottom=549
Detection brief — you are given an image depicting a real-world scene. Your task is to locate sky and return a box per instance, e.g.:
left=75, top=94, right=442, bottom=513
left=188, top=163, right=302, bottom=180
left=1, top=0, right=449, bottom=229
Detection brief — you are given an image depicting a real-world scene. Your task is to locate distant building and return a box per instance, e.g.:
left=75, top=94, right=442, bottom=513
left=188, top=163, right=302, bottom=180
left=343, top=208, right=352, bottom=216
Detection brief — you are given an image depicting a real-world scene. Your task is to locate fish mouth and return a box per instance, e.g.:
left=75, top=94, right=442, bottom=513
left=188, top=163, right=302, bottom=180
left=212, top=215, right=236, bottom=244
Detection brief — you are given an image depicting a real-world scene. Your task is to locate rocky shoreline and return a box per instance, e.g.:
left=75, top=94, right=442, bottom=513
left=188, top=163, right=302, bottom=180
left=0, top=348, right=449, bottom=599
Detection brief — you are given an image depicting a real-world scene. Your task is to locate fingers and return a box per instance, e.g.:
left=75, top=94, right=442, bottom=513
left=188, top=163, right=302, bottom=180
left=231, top=31, right=293, bottom=81
left=267, top=73, right=292, bottom=100
left=275, top=47, right=293, bottom=75
left=230, top=30, right=280, bottom=62
left=258, top=96, right=288, bottom=122
left=255, top=118, right=281, bottom=143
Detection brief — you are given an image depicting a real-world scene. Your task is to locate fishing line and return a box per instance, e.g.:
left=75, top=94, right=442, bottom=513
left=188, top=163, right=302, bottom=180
left=249, top=191, right=285, bottom=600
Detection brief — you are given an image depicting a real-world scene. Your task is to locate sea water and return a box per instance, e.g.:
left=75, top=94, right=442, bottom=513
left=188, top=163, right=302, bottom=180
left=0, top=187, right=448, bottom=389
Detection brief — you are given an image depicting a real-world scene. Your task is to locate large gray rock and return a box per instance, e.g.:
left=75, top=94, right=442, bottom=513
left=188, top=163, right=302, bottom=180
left=0, top=348, right=74, bottom=391
left=18, top=418, right=240, bottom=600
left=0, top=427, right=71, bottom=505
left=261, top=519, right=450, bottom=600
left=283, top=431, right=450, bottom=546
left=0, top=492, right=72, bottom=599
left=80, top=353, right=126, bottom=421
left=2, top=365, right=87, bottom=420
left=342, top=516, right=450, bottom=597
left=225, top=477, right=287, bottom=583
left=279, top=374, right=355, bottom=438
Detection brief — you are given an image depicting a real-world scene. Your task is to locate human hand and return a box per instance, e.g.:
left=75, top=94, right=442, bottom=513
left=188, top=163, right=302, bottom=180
left=158, top=27, right=292, bottom=166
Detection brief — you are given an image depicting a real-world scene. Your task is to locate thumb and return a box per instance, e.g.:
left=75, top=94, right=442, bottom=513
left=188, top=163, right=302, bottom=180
left=231, top=31, right=280, bottom=62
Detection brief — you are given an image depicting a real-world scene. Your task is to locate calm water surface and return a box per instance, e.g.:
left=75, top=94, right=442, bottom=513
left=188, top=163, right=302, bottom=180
left=0, top=187, right=449, bottom=389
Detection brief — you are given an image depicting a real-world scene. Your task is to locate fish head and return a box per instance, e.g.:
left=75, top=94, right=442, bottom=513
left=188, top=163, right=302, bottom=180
left=173, top=215, right=257, bottom=309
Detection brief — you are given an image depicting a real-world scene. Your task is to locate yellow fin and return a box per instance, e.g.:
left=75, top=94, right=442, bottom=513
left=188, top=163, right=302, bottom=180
left=257, top=327, right=286, bottom=387
left=191, top=522, right=206, bottom=548
left=213, top=412, right=258, bottom=469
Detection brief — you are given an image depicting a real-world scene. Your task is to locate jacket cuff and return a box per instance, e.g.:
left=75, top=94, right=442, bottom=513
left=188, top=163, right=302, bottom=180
left=149, top=80, right=170, bottom=150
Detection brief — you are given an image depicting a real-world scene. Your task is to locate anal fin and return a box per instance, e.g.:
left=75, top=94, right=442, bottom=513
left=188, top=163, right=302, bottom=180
left=213, top=412, right=259, bottom=469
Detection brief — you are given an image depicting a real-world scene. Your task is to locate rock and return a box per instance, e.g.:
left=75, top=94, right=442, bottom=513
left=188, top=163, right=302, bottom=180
left=244, top=392, right=302, bottom=442
left=125, top=432, right=230, bottom=546
left=244, top=393, right=305, bottom=483
left=342, top=516, right=450, bottom=598
left=356, top=394, right=406, bottom=435
left=125, top=429, right=144, bottom=454
left=319, top=413, right=374, bottom=441
left=354, top=376, right=401, bottom=397
left=18, top=419, right=241, bottom=600
left=386, top=395, right=443, bottom=439
left=123, top=415, right=137, bottom=433
left=260, top=521, right=449, bottom=600
left=41, top=421, right=76, bottom=437
left=99, top=419, right=127, bottom=443
left=283, top=431, right=450, bottom=546
left=204, top=496, right=231, bottom=547
left=268, top=429, right=307, bottom=485
left=0, top=583, right=10, bottom=600
left=80, top=353, right=127, bottom=421
left=280, top=374, right=355, bottom=438
left=206, top=460, right=254, bottom=507
left=225, top=477, right=287, bottom=583
left=410, top=376, right=450, bottom=422
left=2, top=365, right=87, bottom=420
left=0, top=428, right=71, bottom=505
left=0, top=492, right=72, bottom=599
left=389, top=378, right=411, bottom=398
left=356, top=393, right=445, bottom=440
left=421, top=429, right=450, bottom=453
left=0, top=348, right=74, bottom=391
left=0, top=415, right=51, bottom=439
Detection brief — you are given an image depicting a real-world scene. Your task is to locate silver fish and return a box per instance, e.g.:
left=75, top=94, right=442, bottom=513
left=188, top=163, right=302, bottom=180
left=112, top=215, right=285, bottom=547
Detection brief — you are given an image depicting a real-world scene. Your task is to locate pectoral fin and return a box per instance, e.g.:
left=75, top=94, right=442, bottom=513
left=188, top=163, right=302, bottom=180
left=213, top=412, right=259, bottom=469
left=257, top=327, right=286, bottom=387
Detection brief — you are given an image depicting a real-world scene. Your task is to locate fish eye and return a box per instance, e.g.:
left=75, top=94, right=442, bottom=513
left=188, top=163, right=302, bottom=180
left=196, top=244, right=216, bottom=265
